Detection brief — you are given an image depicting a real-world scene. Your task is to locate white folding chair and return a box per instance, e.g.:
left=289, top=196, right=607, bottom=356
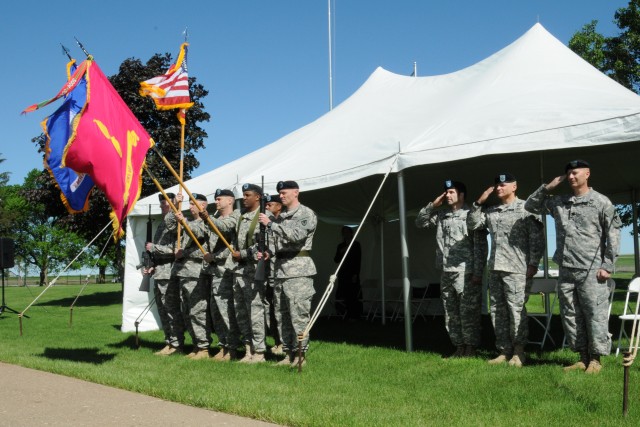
left=409, top=279, right=430, bottom=323
left=615, top=277, right=640, bottom=356
left=527, top=278, right=558, bottom=349
left=360, top=279, right=380, bottom=321
left=386, top=279, right=405, bottom=321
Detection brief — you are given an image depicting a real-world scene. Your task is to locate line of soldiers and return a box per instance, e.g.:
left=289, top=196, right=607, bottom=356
left=416, top=160, right=621, bottom=373
left=144, top=180, right=317, bottom=367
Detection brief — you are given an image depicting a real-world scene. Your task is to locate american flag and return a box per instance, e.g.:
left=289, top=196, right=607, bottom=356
left=139, top=42, right=194, bottom=112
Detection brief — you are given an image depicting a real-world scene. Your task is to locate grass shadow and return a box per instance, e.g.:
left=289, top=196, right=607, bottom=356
left=36, top=290, right=122, bottom=308
left=40, top=347, right=117, bottom=364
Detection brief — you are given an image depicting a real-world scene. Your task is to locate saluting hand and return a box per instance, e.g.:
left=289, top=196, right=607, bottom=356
left=432, top=192, right=447, bottom=207
left=545, top=175, right=565, bottom=191
left=476, top=186, right=494, bottom=205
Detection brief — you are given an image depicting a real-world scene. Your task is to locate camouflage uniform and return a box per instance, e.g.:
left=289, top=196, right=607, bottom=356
left=150, top=215, right=178, bottom=347
left=468, top=198, right=544, bottom=355
left=525, top=185, right=621, bottom=356
left=416, top=203, right=487, bottom=348
left=167, top=212, right=211, bottom=350
left=232, top=208, right=267, bottom=354
left=204, top=213, right=241, bottom=351
left=269, top=204, right=317, bottom=353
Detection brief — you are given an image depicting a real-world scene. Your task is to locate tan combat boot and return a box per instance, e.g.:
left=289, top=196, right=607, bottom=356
left=277, top=351, right=293, bottom=366
left=212, top=348, right=227, bottom=361
left=291, top=352, right=307, bottom=368
left=563, top=351, right=589, bottom=372
left=271, top=344, right=284, bottom=355
left=190, top=349, right=211, bottom=360
left=247, top=352, right=266, bottom=364
left=157, top=345, right=183, bottom=356
left=488, top=354, right=509, bottom=365
left=239, top=344, right=253, bottom=363
left=585, top=355, right=602, bottom=374
left=508, top=345, right=526, bottom=368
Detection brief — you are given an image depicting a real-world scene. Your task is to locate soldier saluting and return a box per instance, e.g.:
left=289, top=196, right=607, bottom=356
left=525, top=160, right=621, bottom=374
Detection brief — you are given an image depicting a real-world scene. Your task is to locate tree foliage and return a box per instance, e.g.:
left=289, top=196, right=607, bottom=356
left=10, top=170, right=93, bottom=285
left=569, top=0, right=640, bottom=229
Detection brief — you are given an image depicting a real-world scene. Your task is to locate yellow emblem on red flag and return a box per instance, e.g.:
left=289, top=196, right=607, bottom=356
left=63, top=60, right=154, bottom=237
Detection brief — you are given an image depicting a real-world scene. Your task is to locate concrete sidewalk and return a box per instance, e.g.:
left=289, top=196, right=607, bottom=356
left=0, top=362, right=278, bottom=426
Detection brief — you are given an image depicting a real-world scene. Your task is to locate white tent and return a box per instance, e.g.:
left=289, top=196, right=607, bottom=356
left=122, top=24, right=640, bottom=345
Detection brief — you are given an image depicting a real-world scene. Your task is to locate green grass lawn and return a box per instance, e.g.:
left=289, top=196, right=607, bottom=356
left=1, top=283, right=640, bottom=426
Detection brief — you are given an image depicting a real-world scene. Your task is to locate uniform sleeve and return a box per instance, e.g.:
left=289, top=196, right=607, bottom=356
left=472, top=229, right=488, bottom=278
left=467, top=203, right=486, bottom=231
left=271, top=210, right=317, bottom=244
left=527, top=215, right=545, bottom=267
left=601, top=204, right=622, bottom=272
left=524, top=184, right=551, bottom=215
left=211, top=211, right=238, bottom=232
left=415, top=203, right=438, bottom=229
left=165, top=211, right=178, bottom=231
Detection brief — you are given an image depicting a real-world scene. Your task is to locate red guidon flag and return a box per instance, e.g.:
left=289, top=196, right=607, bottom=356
left=63, top=59, right=154, bottom=237
left=139, top=42, right=194, bottom=124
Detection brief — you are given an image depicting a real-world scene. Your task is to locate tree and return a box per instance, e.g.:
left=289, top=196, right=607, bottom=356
left=569, top=0, right=640, bottom=229
left=29, top=52, right=210, bottom=281
left=0, top=154, right=12, bottom=233
left=11, top=170, right=93, bottom=286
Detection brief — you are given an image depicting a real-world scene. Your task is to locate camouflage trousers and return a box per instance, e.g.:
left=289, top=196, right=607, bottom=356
left=179, top=274, right=212, bottom=350
left=264, top=278, right=281, bottom=345
left=274, top=276, right=315, bottom=353
left=164, top=276, right=186, bottom=348
left=558, top=267, right=612, bottom=356
left=440, top=271, right=482, bottom=347
left=210, top=270, right=240, bottom=349
left=233, top=274, right=266, bottom=353
left=488, top=271, right=531, bottom=354
left=154, top=278, right=183, bottom=347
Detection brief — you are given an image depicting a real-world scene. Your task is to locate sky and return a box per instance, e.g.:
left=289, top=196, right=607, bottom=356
left=0, top=0, right=634, bottom=252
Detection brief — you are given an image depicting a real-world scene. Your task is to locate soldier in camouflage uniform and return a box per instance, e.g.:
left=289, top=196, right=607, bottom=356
left=145, top=193, right=180, bottom=356
left=525, top=160, right=621, bottom=374
left=202, top=189, right=241, bottom=361
left=264, top=194, right=283, bottom=354
left=231, top=183, right=267, bottom=363
left=167, top=192, right=212, bottom=360
left=468, top=173, right=544, bottom=367
left=258, top=180, right=317, bottom=367
left=415, top=180, right=487, bottom=358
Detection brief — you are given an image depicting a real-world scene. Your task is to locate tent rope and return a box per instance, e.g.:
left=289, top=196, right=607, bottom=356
left=19, top=220, right=115, bottom=321
left=303, top=155, right=398, bottom=338
left=69, top=229, right=115, bottom=325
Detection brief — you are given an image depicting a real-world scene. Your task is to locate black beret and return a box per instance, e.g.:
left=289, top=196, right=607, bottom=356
left=276, top=180, right=299, bottom=191
left=159, top=192, right=175, bottom=201
left=494, top=173, right=516, bottom=184
left=565, top=159, right=590, bottom=173
left=242, top=183, right=263, bottom=195
left=266, top=194, right=282, bottom=204
left=214, top=188, right=235, bottom=198
left=192, top=193, right=208, bottom=202
left=444, top=180, right=466, bottom=194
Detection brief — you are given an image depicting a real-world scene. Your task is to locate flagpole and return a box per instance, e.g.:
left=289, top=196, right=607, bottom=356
left=144, top=165, right=206, bottom=255
left=152, top=147, right=234, bottom=252
left=176, top=115, right=185, bottom=251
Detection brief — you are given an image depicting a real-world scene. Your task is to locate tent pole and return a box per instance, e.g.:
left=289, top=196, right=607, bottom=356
left=397, top=170, right=413, bottom=351
left=540, top=153, right=549, bottom=277
left=632, top=189, right=639, bottom=276
left=380, top=192, right=386, bottom=325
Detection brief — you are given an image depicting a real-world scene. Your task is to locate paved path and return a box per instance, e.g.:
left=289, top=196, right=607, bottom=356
left=0, top=362, right=279, bottom=426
